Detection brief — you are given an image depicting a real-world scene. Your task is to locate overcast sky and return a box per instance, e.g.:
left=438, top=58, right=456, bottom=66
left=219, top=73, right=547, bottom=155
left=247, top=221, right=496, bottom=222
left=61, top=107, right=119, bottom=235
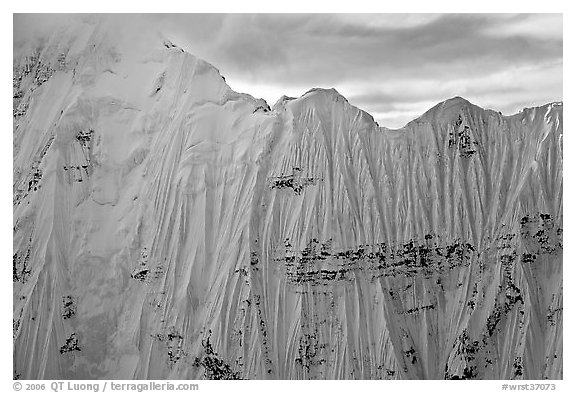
left=14, top=13, right=562, bottom=128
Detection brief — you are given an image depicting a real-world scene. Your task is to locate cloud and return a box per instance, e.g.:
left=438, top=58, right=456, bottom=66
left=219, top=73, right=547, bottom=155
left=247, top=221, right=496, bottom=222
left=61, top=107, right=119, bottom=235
left=347, top=60, right=562, bottom=107
left=481, top=13, right=563, bottom=40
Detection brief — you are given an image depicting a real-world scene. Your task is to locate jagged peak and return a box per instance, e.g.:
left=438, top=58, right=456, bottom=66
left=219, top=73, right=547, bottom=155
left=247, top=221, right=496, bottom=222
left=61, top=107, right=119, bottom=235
left=272, top=95, right=296, bottom=111
left=301, top=87, right=349, bottom=102
left=434, top=96, right=476, bottom=112
left=287, top=87, right=354, bottom=112
left=277, top=87, right=378, bottom=131
left=444, top=96, right=471, bottom=104
left=410, top=95, right=483, bottom=127
left=272, top=89, right=350, bottom=112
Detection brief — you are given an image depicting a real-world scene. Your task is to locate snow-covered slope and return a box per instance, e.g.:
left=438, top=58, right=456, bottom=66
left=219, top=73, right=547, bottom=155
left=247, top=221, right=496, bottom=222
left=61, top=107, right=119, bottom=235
left=13, top=18, right=562, bottom=380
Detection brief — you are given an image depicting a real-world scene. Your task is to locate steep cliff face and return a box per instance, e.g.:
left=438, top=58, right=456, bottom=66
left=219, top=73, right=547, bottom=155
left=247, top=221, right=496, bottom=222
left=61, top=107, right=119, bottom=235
left=13, top=20, right=562, bottom=380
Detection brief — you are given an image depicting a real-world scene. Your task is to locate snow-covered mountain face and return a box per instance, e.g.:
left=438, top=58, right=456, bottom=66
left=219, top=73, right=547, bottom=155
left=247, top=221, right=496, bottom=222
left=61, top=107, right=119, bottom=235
left=13, top=19, right=562, bottom=380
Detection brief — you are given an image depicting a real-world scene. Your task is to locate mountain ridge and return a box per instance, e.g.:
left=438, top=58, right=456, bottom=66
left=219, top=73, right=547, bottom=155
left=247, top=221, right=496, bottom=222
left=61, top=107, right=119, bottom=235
left=13, top=18, right=561, bottom=131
